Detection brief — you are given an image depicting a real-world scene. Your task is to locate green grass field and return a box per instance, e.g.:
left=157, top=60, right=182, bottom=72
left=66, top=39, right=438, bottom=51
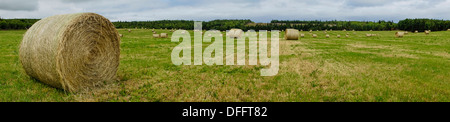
left=0, top=29, right=448, bottom=102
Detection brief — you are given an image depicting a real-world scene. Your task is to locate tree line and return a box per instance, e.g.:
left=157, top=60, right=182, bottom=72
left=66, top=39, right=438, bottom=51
left=397, top=19, right=450, bottom=32
left=1, top=17, right=449, bottom=31
left=0, top=18, right=39, bottom=30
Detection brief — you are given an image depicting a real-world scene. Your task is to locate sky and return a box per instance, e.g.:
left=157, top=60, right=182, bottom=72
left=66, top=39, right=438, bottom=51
left=0, top=0, right=449, bottom=22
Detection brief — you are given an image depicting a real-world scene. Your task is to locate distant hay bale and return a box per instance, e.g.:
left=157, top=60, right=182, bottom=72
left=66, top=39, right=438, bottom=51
left=337, top=35, right=341, bottom=38
left=447, top=29, right=450, bottom=31
left=366, top=34, right=372, bottom=37
left=312, top=34, right=317, bottom=38
left=284, top=29, right=299, bottom=40
left=345, top=34, right=349, bottom=38
left=404, top=31, right=409, bottom=35
left=19, top=13, right=120, bottom=92
left=370, top=30, right=373, bottom=31
left=325, top=34, right=330, bottom=38
left=415, top=30, right=418, bottom=33
left=128, top=29, right=131, bottom=33
left=425, top=30, right=430, bottom=35
left=160, top=33, right=168, bottom=38
left=395, top=32, right=404, bottom=37
left=227, top=29, right=243, bottom=38
left=343, top=29, right=346, bottom=32
left=300, top=33, right=305, bottom=38
left=119, top=34, right=123, bottom=37
left=153, top=34, right=160, bottom=38
left=371, top=34, right=377, bottom=36
left=153, top=31, right=157, bottom=34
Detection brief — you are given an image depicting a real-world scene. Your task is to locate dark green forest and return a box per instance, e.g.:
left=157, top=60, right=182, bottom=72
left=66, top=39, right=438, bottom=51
left=1, top=17, right=449, bottom=31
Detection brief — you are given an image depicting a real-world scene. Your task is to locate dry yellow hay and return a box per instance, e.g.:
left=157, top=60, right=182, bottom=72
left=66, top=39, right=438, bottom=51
left=312, top=34, right=317, bottom=38
left=284, top=29, right=299, bottom=40
left=19, top=13, right=120, bottom=92
left=415, top=30, right=418, bottom=33
left=447, top=29, right=450, bottom=31
left=325, top=34, right=330, bottom=38
left=119, top=34, right=123, bottom=37
left=300, top=33, right=305, bottom=38
left=160, top=33, right=168, bottom=38
left=366, top=34, right=372, bottom=37
left=153, top=34, right=160, bottom=38
left=227, top=29, right=243, bottom=38
left=404, top=31, right=409, bottom=34
left=128, top=29, right=131, bottom=33
left=395, top=32, right=404, bottom=37
left=345, top=34, right=349, bottom=38
left=425, top=30, right=430, bottom=35
left=337, top=35, right=341, bottom=38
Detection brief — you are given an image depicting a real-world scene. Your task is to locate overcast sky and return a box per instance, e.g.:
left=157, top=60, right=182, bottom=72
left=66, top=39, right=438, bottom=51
left=0, top=0, right=449, bottom=22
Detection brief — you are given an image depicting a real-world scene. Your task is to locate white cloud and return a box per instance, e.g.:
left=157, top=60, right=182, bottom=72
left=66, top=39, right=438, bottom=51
left=0, top=0, right=449, bottom=22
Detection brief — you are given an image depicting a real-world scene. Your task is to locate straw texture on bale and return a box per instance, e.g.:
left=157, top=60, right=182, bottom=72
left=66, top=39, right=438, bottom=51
left=19, top=13, right=120, bottom=92
left=160, top=33, right=168, bottom=38
left=284, top=29, right=299, bottom=40
left=395, top=32, right=404, bottom=37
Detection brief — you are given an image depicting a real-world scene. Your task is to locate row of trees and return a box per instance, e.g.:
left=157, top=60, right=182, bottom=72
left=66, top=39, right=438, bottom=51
left=0, top=18, right=39, bottom=30
left=113, top=19, right=252, bottom=31
left=397, top=19, right=450, bottom=32
left=113, top=19, right=397, bottom=31
left=1, top=18, right=449, bottom=31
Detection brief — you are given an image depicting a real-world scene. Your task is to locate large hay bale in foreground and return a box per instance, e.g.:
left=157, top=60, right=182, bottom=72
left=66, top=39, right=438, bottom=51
left=19, top=13, right=120, bottom=92
left=285, top=29, right=299, bottom=40
left=395, top=32, right=404, bottom=37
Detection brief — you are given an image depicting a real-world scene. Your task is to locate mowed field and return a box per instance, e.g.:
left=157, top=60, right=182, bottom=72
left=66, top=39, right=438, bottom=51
left=0, top=29, right=449, bottom=102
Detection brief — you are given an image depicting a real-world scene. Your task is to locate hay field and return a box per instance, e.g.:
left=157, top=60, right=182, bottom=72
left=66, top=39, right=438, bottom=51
left=0, top=29, right=448, bottom=101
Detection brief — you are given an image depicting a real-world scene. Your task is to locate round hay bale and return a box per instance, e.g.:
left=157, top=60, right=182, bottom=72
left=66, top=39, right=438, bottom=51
left=128, top=29, right=131, bottom=33
left=312, top=34, right=317, bottom=38
left=337, top=35, right=341, bottom=38
left=415, top=30, right=418, bottom=33
left=366, top=34, right=372, bottom=37
left=447, top=29, right=450, bottom=31
left=343, top=29, right=346, bottom=32
left=19, top=13, right=120, bottom=92
left=325, top=34, right=330, bottom=38
left=425, top=30, right=430, bottom=35
left=395, top=32, right=404, bottom=37
left=404, top=31, right=409, bottom=35
left=227, top=29, right=243, bottom=38
left=153, top=34, right=160, bottom=38
left=160, top=33, right=168, bottom=38
left=300, top=33, right=305, bottom=38
left=345, top=34, right=349, bottom=38
left=119, top=34, right=123, bottom=37
left=284, top=29, right=299, bottom=40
